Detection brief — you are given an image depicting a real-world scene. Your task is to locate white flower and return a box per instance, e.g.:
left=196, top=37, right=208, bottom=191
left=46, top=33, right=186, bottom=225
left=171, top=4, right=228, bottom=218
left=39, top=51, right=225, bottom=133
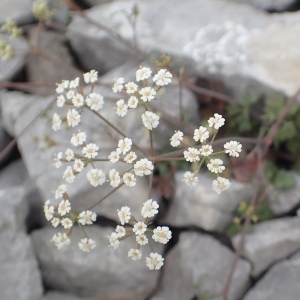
left=208, top=113, right=225, bottom=129
left=224, top=141, right=242, bottom=157
left=78, top=238, right=96, bottom=252
left=183, top=171, right=198, bottom=186
left=128, top=248, right=142, bottom=260
left=136, top=234, right=148, bottom=245
left=86, top=168, right=106, bottom=187
left=153, top=69, right=172, bottom=86
left=108, top=151, right=120, bottom=163
left=53, top=152, right=62, bottom=168
left=152, top=226, right=172, bottom=244
left=61, top=218, right=73, bottom=229
left=78, top=210, right=97, bottom=225
left=146, top=252, right=164, bottom=270
left=67, top=109, right=81, bottom=127
left=73, top=159, right=84, bottom=172
left=115, top=225, right=126, bottom=238
left=51, top=217, right=60, bottom=227
left=63, top=166, right=75, bottom=183
left=124, top=151, right=137, bottom=164
left=139, top=87, right=156, bottom=102
left=44, top=201, right=54, bottom=221
left=184, top=147, right=200, bottom=162
left=207, top=159, right=225, bottom=173
left=72, top=93, right=84, bottom=107
left=128, top=96, right=138, bottom=108
left=82, top=143, right=99, bottom=159
left=134, top=158, right=154, bottom=176
left=141, top=111, right=160, bottom=130
left=52, top=113, right=61, bottom=131
left=123, top=172, right=136, bottom=187
left=117, top=206, right=131, bottom=225
left=212, top=177, right=231, bottom=194
left=55, top=80, right=69, bottom=93
left=54, top=184, right=67, bottom=199
left=109, top=169, right=121, bottom=187
left=51, top=232, right=70, bottom=249
left=112, top=77, right=124, bottom=93
left=125, top=82, right=138, bottom=94
left=193, top=126, right=209, bottom=143
left=136, top=67, right=152, bottom=81
left=141, top=199, right=159, bottom=218
left=83, top=70, right=98, bottom=83
left=117, top=138, right=132, bottom=154
left=56, top=95, right=65, bottom=107
left=58, top=199, right=71, bottom=216
left=70, top=131, right=86, bottom=146
left=170, top=131, right=183, bottom=147
left=133, top=221, right=147, bottom=235
left=86, top=93, right=104, bottom=111
left=108, top=232, right=119, bottom=249
left=199, top=145, right=213, bottom=156
left=65, top=148, right=74, bottom=161
left=69, top=77, right=80, bottom=88
left=66, top=90, right=75, bottom=100
left=115, top=99, right=128, bottom=117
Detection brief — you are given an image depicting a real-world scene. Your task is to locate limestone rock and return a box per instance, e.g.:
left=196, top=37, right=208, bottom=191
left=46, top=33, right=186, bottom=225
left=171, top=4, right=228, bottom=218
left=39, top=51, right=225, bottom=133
left=0, top=0, right=33, bottom=24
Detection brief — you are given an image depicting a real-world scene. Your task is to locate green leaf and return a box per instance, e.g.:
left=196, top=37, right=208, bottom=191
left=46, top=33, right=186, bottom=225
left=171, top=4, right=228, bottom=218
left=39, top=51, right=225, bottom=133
left=275, top=121, right=296, bottom=143
left=264, top=160, right=279, bottom=181
left=273, top=170, right=295, bottom=191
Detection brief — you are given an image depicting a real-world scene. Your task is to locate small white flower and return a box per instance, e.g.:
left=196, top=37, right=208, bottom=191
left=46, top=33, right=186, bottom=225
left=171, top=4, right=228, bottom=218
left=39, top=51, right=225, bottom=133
left=134, top=158, right=154, bottom=177
left=183, top=171, right=198, bottom=186
left=83, top=70, right=98, bottom=84
left=128, top=248, right=142, bottom=260
left=70, top=131, right=86, bottom=146
left=128, top=96, right=138, bottom=108
left=69, top=77, right=80, bottom=88
left=58, top=199, right=71, bottom=216
left=54, top=184, right=67, bottom=199
left=170, top=131, right=183, bottom=147
left=199, top=145, right=213, bottom=156
left=139, top=87, right=156, bottom=102
left=51, top=217, right=60, bottom=227
left=44, top=202, right=54, bottom=221
left=78, top=210, right=97, bottom=225
left=53, top=152, right=63, bottom=168
left=108, top=232, right=119, bottom=249
left=224, top=141, right=242, bottom=157
left=141, top=199, right=159, bottom=218
left=66, top=90, right=75, bottom=100
left=61, top=218, right=73, bottom=229
left=65, top=148, right=74, bottom=161
left=117, top=206, right=131, bottom=225
left=73, top=159, right=84, bottom=172
left=136, top=67, right=152, bottom=81
left=141, top=111, right=160, bottom=130
left=124, top=151, right=137, bottom=164
left=125, top=82, right=138, bottom=94
left=108, top=151, right=120, bottom=163
left=123, top=172, right=136, bottom=187
left=109, top=169, right=121, bottom=187
left=56, top=95, right=65, bottom=107
left=78, top=238, right=96, bottom=252
left=117, top=138, right=132, bottom=154
left=86, top=93, right=104, bottom=111
left=112, top=77, right=124, bottom=93
left=136, top=234, right=148, bottom=245
left=115, top=99, right=128, bottom=117
left=55, top=80, right=69, bottom=94
left=51, top=232, right=70, bottom=249
left=146, top=252, right=164, bottom=270
left=52, top=113, right=61, bottom=131
left=153, top=69, right=172, bottom=86
left=133, top=221, right=147, bottom=235
left=184, top=147, right=200, bottom=162
left=212, top=177, right=231, bottom=194
left=67, top=109, right=81, bottom=127
left=115, top=225, right=126, bottom=238
left=72, top=93, right=85, bottom=107
left=193, top=126, right=209, bottom=143
left=86, top=168, right=106, bottom=187
left=82, top=143, right=99, bottom=159
left=63, top=166, right=75, bottom=183
left=208, top=113, right=225, bottom=129
left=207, top=159, right=225, bottom=173
left=152, top=226, right=172, bottom=244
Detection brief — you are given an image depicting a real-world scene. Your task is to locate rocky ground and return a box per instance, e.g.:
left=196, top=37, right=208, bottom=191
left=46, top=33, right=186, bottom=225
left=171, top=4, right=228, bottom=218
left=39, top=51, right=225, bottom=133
left=1, top=0, right=300, bottom=299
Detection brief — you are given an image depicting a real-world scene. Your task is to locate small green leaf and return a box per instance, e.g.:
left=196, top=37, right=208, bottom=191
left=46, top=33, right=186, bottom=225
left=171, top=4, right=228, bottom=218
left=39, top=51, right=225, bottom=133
left=273, top=170, right=295, bottom=191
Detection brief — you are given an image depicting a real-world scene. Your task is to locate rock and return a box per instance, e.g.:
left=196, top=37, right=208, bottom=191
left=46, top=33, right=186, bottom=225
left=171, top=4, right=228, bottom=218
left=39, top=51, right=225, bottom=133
left=85, top=0, right=114, bottom=6
left=229, top=0, right=296, bottom=11
left=232, top=217, right=300, bottom=277
left=0, top=0, right=33, bottom=24
left=48, top=0, right=71, bottom=25
left=243, top=255, right=300, bottom=300
left=160, top=172, right=251, bottom=232
left=32, top=226, right=162, bottom=299
left=0, top=230, right=43, bottom=300
left=0, top=123, right=11, bottom=167
left=26, top=28, right=76, bottom=95
left=43, top=291, right=92, bottom=300
left=152, top=232, right=251, bottom=300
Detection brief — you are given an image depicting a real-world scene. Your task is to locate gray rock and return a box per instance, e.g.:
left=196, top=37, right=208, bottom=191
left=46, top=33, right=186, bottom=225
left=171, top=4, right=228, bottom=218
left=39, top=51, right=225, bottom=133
left=232, top=217, right=300, bottom=277
left=42, top=291, right=92, bottom=300
left=229, top=0, right=296, bottom=11
left=0, top=123, right=11, bottom=167
left=48, top=0, right=71, bottom=25
left=0, top=231, right=43, bottom=300
left=160, top=172, right=251, bottom=232
left=0, top=0, right=33, bottom=24
left=243, top=256, right=300, bottom=300
left=85, top=0, right=114, bottom=6
left=152, top=232, right=251, bottom=300
left=32, top=226, right=162, bottom=299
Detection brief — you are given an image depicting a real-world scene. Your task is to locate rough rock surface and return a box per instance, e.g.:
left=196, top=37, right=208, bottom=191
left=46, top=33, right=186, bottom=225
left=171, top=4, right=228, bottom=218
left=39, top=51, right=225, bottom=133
left=0, top=0, right=33, bottom=24
left=229, top=0, right=296, bottom=11
left=42, top=291, right=92, bottom=300
left=152, top=232, right=251, bottom=300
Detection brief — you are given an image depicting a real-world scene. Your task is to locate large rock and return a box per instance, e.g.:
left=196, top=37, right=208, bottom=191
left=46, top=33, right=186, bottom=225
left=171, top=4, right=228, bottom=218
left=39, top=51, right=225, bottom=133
left=152, top=232, right=251, bottom=300
left=43, top=291, right=92, bottom=300
left=160, top=171, right=251, bottom=232
left=232, top=217, right=300, bottom=277
left=229, top=0, right=296, bottom=11
left=0, top=0, right=33, bottom=24
left=32, top=226, right=162, bottom=299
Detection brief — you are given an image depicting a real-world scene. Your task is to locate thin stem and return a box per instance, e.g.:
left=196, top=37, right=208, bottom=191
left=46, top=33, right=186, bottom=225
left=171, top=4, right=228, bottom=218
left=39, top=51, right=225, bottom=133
left=148, top=172, right=153, bottom=199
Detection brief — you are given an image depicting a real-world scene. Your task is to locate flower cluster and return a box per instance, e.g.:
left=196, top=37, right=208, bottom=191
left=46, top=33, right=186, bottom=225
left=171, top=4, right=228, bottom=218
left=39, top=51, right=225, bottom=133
left=108, top=199, right=171, bottom=270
